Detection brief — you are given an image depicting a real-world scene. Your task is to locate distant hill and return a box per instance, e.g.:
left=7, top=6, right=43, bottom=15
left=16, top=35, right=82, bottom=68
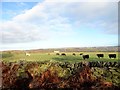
left=2, top=46, right=120, bottom=53
left=27, top=46, right=120, bottom=53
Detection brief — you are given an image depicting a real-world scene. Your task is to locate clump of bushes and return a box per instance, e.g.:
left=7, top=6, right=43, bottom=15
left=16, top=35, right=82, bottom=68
left=2, top=52, right=13, bottom=58
left=2, top=61, right=120, bottom=89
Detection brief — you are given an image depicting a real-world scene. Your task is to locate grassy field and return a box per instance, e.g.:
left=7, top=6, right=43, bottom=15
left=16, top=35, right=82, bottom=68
left=2, top=51, right=119, bottom=63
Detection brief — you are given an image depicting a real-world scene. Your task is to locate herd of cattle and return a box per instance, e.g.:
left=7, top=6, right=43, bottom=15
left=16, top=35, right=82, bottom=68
left=55, top=53, right=116, bottom=60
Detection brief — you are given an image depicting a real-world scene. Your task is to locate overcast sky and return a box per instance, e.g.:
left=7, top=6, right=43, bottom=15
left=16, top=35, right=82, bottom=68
left=0, top=0, right=119, bottom=51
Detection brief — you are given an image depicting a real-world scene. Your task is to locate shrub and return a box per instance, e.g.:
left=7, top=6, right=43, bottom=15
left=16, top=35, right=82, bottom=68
left=2, top=52, right=13, bottom=58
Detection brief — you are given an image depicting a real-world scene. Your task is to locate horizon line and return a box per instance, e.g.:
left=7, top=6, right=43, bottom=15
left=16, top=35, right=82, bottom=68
left=1, top=45, right=119, bottom=51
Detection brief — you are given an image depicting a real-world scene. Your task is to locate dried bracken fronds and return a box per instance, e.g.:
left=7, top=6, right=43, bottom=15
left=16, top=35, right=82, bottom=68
left=2, top=61, right=120, bottom=90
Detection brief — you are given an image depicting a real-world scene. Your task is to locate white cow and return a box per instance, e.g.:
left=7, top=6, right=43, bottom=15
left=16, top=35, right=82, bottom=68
left=25, top=52, right=31, bottom=56
left=54, top=51, right=60, bottom=53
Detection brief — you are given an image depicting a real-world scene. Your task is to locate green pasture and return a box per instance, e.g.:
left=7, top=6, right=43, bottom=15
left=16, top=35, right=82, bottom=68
left=2, top=51, right=119, bottom=63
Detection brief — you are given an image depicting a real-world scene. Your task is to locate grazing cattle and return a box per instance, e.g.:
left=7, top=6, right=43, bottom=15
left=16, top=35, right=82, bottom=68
left=56, top=53, right=60, bottom=55
left=80, top=53, right=83, bottom=55
left=109, top=54, right=116, bottom=59
left=97, top=54, right=104, bottom=58
left=82, top=55, right=89, bottom=60
left=61, top=53, right=66, bottom=56
left=72, top=53, right=76, bottom=56
left=48, top=53, right=50, bottom=55
left=25, top=53, right=30, bottom=56
left=54, top=51, right=60, bottom=53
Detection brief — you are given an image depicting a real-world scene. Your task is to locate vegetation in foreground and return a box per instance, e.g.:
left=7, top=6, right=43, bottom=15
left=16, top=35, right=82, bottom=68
left=1, top=61, right=120, bottom=90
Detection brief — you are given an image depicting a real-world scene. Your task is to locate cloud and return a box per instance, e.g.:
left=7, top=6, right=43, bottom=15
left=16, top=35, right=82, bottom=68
left=2, top=0, right=119, bottom=2
left=1, top=1, right=118, bottom=44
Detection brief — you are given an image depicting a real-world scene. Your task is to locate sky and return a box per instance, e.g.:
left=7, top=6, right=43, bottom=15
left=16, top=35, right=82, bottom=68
left=0, top=0, right=119, bottom=51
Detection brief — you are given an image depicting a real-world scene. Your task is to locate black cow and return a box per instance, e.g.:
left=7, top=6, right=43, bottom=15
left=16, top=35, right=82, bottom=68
left=72, top=53, right=76, bottom=56
left=82, top=55, right=89, bottom=60
left=56, top=53, right=60, bottom=55
left=80, top=53, right=83, bottom=55
left=97, top=54, right=104, bottom=58
left=109, top=54, right=116, bottom=59
left=48, top=53, right=50, bottom=55
left=61, top=53, right=66, bottom=56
